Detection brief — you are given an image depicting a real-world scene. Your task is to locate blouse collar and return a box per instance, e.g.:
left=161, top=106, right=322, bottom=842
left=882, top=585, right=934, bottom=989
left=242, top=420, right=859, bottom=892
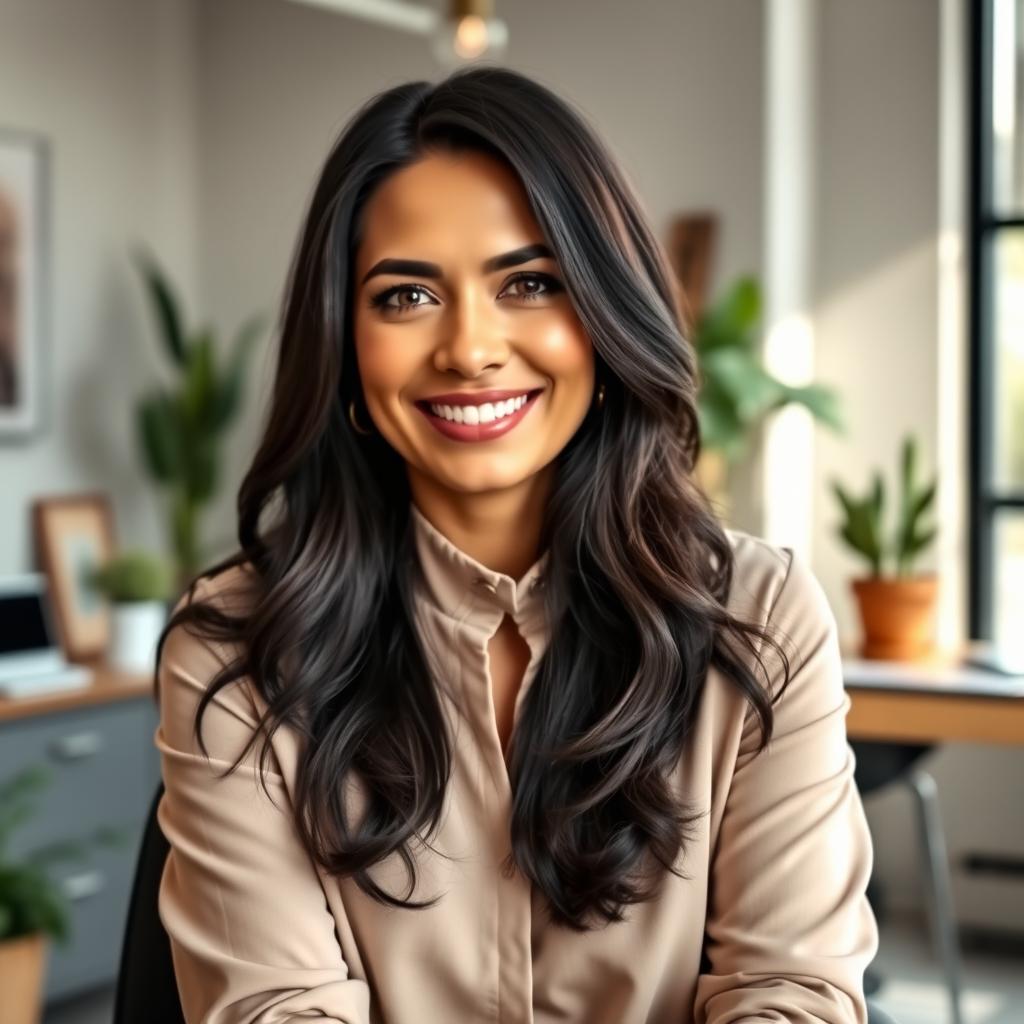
left=409, top=501, right=549, bottom=636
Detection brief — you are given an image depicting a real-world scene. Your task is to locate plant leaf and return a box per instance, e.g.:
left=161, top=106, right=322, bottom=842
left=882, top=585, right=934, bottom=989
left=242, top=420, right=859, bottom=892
left=132, top=246, right=187, bottom=368
left=209, top=313, right=265, bottom=433
left=694, top=276, right=760, bottom=354
left=182, top=329, right=217, bottom=429
left=137, top=390, right=183, bottom=482
left=774, top=381, right=846, bottom=433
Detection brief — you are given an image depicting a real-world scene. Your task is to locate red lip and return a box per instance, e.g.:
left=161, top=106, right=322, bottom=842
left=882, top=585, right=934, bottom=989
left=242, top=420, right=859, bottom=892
left=417, top=387, right=542, bottom=407
left=415, top=387, right=543, bottom=443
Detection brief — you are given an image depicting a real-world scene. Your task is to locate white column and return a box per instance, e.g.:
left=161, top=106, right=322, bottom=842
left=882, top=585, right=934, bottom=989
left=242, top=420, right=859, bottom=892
left=936, top=0, right=969, bottom=651
left=761, top=0, right=818, bottom=555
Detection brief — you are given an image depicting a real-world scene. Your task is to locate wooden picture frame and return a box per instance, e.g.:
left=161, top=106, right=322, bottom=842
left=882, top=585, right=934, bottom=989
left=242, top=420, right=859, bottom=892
left=0, top=127, right=49, bottom=439
left=32, top=493, right=117, bottom=662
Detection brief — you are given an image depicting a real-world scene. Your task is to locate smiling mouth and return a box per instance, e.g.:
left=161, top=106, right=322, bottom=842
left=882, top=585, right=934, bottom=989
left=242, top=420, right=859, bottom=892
left=413, top=388, right=545, bottom=442
left=415, top=388, right=543, bottom=422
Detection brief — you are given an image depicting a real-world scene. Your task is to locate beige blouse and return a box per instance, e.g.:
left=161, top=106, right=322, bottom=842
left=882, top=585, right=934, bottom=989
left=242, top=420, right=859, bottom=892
left=155, top=502, right=879, bottom=1023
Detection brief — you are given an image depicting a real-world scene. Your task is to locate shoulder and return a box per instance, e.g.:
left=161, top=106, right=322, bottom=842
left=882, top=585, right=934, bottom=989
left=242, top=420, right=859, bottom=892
left=159, top=562, right=263, bottom=756
left=171, top=560, right=260, bottom=624
left=720, top=528, right=846, bottom=744
left=720, top=528, right=839, bottom=688
left=720, top=527, right=793, bottom=626
left=721, top=527, right=833, bottom=631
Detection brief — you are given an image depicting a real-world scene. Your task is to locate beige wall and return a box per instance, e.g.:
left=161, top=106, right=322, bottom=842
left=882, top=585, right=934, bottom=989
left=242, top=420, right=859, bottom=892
left=0, top=0, right=200, bottom=571
left=192, top=0, right=767, bottom=550
left=810, top=0, right=1023, bottom=933
left=0, top=0, right=765, bottom=567
left=1, top=0, right=1018, bottom=933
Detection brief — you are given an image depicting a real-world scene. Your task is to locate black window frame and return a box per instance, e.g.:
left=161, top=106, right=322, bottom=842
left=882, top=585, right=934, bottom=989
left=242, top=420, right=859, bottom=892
left=968, top=0, right=1024, bottom=640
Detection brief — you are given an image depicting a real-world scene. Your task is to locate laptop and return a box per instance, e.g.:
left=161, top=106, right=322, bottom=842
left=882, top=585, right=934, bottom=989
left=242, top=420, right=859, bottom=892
left=0, top=573, right=94, bottom=699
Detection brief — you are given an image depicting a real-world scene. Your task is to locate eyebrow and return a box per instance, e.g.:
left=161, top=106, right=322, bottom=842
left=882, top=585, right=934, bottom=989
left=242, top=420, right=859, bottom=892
left=359, top=242, right=555, bottom=286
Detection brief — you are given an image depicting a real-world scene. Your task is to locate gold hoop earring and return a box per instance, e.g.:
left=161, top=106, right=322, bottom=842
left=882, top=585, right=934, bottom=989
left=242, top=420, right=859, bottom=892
left=596, top=383, right=606, bottom=409
left=348, top=399, right=373, bottom=436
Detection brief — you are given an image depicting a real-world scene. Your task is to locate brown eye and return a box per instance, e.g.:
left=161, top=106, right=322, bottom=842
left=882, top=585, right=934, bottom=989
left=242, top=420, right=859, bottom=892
left=501, top=272, right=562, bottom=301
left=369, top=284, right=437, bottom=315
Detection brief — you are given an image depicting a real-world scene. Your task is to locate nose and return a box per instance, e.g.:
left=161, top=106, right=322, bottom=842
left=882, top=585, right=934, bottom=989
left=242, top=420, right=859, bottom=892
left=431, top=285, right=509, bottom=377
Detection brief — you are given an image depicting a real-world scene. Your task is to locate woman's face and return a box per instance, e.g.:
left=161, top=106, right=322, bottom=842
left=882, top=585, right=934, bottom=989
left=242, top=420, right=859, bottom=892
left=352, top=150, right=595, bottom=505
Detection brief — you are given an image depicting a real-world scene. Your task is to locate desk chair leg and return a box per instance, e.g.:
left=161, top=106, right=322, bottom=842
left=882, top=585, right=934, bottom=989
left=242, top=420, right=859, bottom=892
left=906, top=768, right=964, bottom=1024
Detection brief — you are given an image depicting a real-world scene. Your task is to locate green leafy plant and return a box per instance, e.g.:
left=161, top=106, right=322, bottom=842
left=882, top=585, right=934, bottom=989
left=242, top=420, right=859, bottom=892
left=132, top=246, right=267, bottom=590
left=694, top=276, right=845, bottom=464
left=87, top=549, right=174, bottom=603
left=0, top=766, right=132, bottom=944
left=830, top=433, right=938, bottom=577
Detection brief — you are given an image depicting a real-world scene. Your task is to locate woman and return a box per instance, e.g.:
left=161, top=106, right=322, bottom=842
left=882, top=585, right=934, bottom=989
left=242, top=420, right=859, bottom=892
left=155, top=66, right=878, bottom=1024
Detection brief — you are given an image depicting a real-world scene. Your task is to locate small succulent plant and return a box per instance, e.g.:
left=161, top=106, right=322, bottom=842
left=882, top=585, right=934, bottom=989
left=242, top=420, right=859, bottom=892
left=87, top=548, right=174, bottom=604
left=830, top=433, right=938, bottom=578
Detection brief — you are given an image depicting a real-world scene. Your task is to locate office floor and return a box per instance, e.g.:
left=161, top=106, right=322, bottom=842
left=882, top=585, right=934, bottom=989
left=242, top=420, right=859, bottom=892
left=41, top=911, right=1024, bottom=1024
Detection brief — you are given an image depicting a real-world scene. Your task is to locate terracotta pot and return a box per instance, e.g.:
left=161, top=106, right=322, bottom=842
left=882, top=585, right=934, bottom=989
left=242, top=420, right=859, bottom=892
left=850, top=573, right=939, bottom=660
left=0, top=931, right=48, bottom=1024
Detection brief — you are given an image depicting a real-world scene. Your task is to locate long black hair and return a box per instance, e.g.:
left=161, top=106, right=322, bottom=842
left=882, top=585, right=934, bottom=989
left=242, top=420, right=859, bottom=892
left=156, top=65, right=793, bottom=932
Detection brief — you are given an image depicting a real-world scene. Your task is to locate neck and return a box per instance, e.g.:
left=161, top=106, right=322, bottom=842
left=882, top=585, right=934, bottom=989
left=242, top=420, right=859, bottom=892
left=408, top=466, right=553, bottom=580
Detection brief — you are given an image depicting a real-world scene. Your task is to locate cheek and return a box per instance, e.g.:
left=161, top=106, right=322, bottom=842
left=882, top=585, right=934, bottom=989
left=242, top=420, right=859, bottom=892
left=353, top=324, right=414, bottom=400
left=533, top=321, right=594, bottom=391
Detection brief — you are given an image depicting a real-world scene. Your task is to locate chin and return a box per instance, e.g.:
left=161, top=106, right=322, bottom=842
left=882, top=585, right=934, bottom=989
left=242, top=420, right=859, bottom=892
left=425, top=458, right=543, bottom=496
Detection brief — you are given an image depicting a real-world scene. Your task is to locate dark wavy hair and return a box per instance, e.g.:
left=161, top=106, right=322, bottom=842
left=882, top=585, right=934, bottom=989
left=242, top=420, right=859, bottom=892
left=156, top=65, right=793, bottom=932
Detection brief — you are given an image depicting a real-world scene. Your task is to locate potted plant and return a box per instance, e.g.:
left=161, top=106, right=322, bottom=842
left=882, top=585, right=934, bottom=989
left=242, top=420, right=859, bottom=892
left=132, top=246, right=266, bottom=596
left=0, top=765, right=130, bottom=1024
left=692, top=275, right=845, bottom=513
left=88, top=548, right=174, bottom=674
left=830, top=433, right=939, bottom=660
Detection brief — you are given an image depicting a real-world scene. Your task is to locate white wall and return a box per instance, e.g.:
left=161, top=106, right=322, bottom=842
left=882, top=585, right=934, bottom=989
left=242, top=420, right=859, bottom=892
left=1, top=0, right=1018, bottom=935
left=192, top=0, right=767, bottom=549
left=0, top=0, right=765, bottom=567
left=809, top=0, right=1023, bottom=933
left=0, top=0, right=200, bottom=572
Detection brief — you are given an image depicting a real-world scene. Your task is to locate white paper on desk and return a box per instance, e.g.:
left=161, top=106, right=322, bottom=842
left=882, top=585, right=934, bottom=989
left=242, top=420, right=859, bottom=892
left=0, top=663, right=94, bottom=699
left=842, top=657, right=1024, bottom=698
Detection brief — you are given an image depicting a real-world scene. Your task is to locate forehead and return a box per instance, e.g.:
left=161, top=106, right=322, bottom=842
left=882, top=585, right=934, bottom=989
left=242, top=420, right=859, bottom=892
left=355, top=151, right=543, bottom=268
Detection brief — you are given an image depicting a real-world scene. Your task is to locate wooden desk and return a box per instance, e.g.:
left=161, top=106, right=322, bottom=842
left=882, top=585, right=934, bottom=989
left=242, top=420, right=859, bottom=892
left=0, top=659, right=154, bottom=722
left=0, top=659, right=160, bottom=1002
left=842, top=644, right=1024, bottom=746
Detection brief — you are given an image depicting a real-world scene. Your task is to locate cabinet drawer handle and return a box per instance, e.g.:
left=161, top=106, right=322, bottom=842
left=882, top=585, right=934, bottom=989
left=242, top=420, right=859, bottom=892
left=62, top=869, right=106, bottom=902
left=49, top=731, right=105, bottom=760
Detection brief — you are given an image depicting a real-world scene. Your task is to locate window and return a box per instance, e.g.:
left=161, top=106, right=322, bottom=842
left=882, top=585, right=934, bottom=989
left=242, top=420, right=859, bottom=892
left=970, top=0, right=1024, bottom=647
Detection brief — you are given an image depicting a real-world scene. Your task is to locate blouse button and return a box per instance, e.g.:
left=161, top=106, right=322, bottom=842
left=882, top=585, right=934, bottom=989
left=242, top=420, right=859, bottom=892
left=473, top=575, right=497, bottom=593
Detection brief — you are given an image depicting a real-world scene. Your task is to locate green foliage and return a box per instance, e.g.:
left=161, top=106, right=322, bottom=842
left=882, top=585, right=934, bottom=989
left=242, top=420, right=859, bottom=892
left=0, top=765, right=133, bottom=944
left=830, top=433, right=938, bottom=577
left=87, top=548, right=174, bottom=603
left=132, top=246, right=267, bottom=586
left=693, top=276, right=845, bottom=464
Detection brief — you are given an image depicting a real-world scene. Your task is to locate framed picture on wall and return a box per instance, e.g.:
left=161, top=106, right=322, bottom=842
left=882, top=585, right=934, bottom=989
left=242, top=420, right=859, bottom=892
left=32, top=493, right=117, bottom=662
left=0, top=127, right=49, bottom=439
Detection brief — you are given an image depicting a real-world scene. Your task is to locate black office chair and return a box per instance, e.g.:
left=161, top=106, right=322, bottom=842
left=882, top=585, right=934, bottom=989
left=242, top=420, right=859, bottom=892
left=114, top=780, right=185, bottom=1024
left=115, top=781, right=900, bottom=1024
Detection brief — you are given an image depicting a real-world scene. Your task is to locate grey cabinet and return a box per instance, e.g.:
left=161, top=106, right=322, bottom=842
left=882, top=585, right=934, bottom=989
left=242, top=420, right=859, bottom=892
left=0, top=696, right=161, bottom=1001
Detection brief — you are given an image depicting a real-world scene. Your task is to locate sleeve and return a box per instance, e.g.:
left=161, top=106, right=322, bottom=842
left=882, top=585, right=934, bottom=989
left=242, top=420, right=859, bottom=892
left=154, top=586, right=372, bottom=1024
left=692, top=547, right=880, bottom=1024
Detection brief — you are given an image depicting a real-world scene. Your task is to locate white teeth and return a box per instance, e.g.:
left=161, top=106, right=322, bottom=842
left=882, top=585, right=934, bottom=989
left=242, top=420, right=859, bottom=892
left=428, top=393, right=530, bottom=424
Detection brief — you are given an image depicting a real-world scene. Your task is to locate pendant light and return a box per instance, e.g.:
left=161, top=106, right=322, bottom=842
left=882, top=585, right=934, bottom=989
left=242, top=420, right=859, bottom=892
left=431, top=0, right=509, bottom=66
left=283, top=0, right=508, bottom=66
